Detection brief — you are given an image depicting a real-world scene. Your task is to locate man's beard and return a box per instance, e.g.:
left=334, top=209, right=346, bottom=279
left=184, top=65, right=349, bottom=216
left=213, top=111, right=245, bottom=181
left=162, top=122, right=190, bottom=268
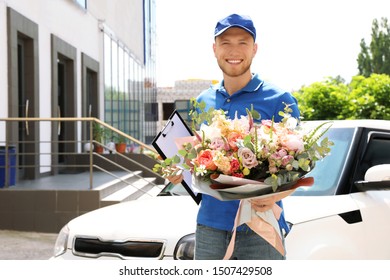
left=218, top=61, right=251, bottom=78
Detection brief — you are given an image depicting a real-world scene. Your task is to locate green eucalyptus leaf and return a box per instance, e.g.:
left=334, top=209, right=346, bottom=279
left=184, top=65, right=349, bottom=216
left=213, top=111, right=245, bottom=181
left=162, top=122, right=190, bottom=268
left=173, top=155, right=181, bottom=163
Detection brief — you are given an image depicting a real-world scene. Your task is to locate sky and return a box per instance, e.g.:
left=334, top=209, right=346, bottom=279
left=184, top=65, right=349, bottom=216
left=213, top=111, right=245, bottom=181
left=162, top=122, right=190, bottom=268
left=155, top=0, right=390, bottom=91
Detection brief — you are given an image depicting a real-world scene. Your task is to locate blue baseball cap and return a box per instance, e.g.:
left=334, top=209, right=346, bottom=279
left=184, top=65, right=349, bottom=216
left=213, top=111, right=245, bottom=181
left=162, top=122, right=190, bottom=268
left=214, top=14, right=256, bottom=41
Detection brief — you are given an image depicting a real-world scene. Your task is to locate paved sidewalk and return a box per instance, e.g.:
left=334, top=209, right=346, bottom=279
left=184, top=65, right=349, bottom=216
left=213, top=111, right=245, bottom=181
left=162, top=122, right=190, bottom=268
left=0, top=230, right=58, bottom=260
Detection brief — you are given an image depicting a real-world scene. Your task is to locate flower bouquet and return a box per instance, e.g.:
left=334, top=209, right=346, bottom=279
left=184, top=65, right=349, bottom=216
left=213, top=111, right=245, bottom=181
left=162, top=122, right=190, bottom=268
left=155, top=100, right=333, bottom=198
left=154, top=99, right=333, bottom=257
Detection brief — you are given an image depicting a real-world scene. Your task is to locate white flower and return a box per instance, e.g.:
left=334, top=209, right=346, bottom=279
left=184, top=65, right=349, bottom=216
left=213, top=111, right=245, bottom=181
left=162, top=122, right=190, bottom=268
left=231, top=114, right=250, bottom=133
left=199, top=123, right=221, bottom=140
left=195, top=164, right=207, bottom=176
left=285, top=117, right=298, bottom=130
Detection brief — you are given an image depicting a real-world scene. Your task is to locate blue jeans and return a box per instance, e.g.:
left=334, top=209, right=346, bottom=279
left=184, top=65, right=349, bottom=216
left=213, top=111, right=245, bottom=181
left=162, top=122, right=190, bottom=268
left=195, top=224, right=285, bottom=260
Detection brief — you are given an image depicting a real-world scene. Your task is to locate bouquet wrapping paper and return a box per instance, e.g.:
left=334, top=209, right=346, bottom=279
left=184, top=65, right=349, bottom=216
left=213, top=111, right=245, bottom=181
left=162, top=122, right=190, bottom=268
left=192, top=175, right=313, bottom=257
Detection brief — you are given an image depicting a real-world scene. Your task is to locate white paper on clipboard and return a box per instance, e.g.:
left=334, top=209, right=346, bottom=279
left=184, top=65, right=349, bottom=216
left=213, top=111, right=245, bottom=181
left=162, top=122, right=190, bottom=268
left=152, top=110, right=202, bottom=204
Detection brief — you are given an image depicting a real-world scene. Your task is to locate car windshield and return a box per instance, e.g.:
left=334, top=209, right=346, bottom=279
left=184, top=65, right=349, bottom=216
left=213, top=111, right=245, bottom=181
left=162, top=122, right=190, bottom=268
left=160, top=127, right=356, bottom=198
left=292, top=127, right=355, bottom=196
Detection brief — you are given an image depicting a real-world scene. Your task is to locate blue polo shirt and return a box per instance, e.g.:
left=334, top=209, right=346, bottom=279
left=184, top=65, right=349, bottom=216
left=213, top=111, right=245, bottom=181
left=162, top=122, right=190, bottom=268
left=196, top=73, right=300, bottom=233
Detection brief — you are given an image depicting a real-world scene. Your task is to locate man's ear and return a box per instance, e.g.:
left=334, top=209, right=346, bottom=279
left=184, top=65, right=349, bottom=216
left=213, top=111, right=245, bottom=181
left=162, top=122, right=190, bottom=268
left=213, top=43, right=217, bottom=57
left=252, top=43, right=258, bottom=58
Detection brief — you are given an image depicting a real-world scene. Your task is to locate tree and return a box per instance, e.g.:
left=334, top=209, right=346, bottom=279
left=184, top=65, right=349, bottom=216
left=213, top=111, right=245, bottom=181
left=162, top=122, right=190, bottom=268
left=293, top=77, right=350, bottom=120
left=349, top=74, right=390, bottom=119
left=293, top=74, right=390, bottom=121
left=357, top=17, right=390, bottom=77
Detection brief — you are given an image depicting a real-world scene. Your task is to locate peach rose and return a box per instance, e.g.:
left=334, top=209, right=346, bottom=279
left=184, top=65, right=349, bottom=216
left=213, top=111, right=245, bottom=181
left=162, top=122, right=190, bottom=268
left=227, top=132, right=242, bottom=151
left=196, top=149, right=217, bottom=171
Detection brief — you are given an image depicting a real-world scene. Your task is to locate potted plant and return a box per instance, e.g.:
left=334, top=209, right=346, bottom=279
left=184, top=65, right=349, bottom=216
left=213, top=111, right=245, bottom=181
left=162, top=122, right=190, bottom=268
left=114, top=133, right=127, bottom=154
left=92, top=123, right=106, bottom=154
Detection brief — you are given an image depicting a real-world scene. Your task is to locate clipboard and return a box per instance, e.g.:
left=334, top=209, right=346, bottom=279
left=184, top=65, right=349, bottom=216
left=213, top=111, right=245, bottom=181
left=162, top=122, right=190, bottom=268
left=152, top=110, right=202, bottom=204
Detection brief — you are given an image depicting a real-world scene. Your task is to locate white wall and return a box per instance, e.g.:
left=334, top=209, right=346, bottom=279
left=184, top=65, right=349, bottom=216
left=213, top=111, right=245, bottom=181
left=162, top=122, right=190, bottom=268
left=1, top=0, right=145, bottom=119
left=0, top=0, right=145, bottom=171
left=89, top=0, right=145, bottom=62
left=0, top=0, right=8, bottom=124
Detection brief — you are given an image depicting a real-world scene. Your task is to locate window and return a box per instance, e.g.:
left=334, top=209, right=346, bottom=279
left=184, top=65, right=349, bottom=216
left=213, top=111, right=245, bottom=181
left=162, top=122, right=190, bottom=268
left=104, top=34, right=151, bottom=141
left=293, top=127, right=355, bottom=196
left=102, top=1, right=156, bottom=143
left=144, top=103, right=158, bottom=121
left=175, top=100, right=192, bottom=122
left=162, top=103, right=174, bottom=120
left=358, top=132, right=390, bottom=179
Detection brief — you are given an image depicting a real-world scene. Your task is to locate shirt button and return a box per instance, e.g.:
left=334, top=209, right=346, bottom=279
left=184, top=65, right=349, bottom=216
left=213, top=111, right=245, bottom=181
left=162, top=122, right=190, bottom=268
left=226, top=99, right=231, bottom=103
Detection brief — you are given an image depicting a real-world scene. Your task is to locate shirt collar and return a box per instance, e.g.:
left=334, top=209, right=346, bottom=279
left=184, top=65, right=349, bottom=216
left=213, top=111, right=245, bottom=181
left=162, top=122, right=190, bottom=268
left=213, top=73, right=264, bottom=94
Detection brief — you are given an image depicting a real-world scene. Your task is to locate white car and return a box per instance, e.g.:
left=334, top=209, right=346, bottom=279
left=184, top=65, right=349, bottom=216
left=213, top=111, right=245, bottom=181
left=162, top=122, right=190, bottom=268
left=52, top=120, right=390, bottom=260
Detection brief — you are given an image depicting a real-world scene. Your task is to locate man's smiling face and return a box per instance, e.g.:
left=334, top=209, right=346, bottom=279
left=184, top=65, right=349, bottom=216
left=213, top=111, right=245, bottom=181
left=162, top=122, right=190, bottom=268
left=213, top=27, right=257, bottom=79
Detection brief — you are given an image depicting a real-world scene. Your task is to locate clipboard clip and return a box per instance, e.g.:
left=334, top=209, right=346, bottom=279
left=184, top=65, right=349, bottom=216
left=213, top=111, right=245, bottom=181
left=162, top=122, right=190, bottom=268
left=162, top=120, right=174, bottom=137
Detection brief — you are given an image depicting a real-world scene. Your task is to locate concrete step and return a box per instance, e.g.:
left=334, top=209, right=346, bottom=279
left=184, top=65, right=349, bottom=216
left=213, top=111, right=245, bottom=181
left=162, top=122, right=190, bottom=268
left=137, top=184, right=165, bottom=200
left=95, top=171, right=143, bottom=199
left=100, top=177, right=157, bottom=207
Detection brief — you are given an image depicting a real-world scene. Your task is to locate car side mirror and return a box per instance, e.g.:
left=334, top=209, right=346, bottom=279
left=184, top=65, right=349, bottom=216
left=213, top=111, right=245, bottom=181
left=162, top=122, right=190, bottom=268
left=354, top=164, right=390, bottom=191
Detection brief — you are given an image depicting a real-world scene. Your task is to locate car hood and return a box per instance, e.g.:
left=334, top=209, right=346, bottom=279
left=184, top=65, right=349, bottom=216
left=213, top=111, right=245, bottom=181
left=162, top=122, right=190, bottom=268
left=67, top=196, right=199, bottom=256
left=283, top=194, right=359, bottom=224
left=67, top=193, right=360, bottom=257
left=70, top=194, right=359, bottom=237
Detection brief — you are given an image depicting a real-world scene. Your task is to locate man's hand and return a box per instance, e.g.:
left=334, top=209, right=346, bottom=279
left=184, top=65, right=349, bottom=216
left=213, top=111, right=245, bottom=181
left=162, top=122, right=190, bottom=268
left=250, top=196, right=278, bottom=212
left=156, top=154, right=189, bottom=185
left=166, top=172, right=184, bottom=185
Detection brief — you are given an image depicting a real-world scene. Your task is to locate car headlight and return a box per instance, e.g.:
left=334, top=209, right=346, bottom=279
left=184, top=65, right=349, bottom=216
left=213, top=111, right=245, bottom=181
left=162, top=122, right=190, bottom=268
left=173, top=233, right=195, bottom=260
left=53, top=224, right=69, bottom=257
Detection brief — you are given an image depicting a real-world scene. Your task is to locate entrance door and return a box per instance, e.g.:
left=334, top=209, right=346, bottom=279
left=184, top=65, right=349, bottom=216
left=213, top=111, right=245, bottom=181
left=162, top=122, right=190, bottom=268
left=8, top=8, right=40, bottom=182
left=16, top=35, right=38, bottom=180
left=86, top=69, right=98, bottom=118
left=17, top=40, right=27, bottom=178
left=81, top=53, right=99, bottom=146
left=57, top=58, right=66, bottom=164
left=51, top=35, right=77, bottom=174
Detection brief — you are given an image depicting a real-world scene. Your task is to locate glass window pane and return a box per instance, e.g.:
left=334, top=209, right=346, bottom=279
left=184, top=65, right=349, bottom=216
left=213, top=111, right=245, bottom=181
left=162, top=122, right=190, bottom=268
left=101, top=0, right=156, bottom=143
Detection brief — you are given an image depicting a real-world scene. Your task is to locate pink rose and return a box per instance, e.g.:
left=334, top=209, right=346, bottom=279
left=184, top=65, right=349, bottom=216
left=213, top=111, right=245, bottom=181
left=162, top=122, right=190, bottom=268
left=209, top=137, right=228, bottom=151
left=281, top=155, right=294, bottom=166
left=277, top=149, right=288, bottom=157
left=269, top=166, right=278, bottom=174
left=230, top=158, right=240, bottom=173
left=238, top=147, right=258, bottom=169
left=282, top=134, right=304, bottom=152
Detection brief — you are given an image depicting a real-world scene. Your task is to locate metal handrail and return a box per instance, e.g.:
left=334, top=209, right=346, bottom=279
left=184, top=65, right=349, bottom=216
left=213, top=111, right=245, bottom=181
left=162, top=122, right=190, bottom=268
left=0, top=117, right=157, bottom=154
left=0, top=117, right=161, bottom=193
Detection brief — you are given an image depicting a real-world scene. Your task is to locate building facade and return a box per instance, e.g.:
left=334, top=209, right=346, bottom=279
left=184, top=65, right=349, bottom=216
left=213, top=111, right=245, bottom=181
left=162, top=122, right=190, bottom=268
left=156, top=79, right=217, bottom=134
left=0, top=0, right=156, bottom=180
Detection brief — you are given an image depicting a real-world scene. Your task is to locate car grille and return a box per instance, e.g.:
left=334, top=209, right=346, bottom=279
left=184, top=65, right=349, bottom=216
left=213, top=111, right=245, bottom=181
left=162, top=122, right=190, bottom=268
left=73, top=237, right=166, bottom=259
